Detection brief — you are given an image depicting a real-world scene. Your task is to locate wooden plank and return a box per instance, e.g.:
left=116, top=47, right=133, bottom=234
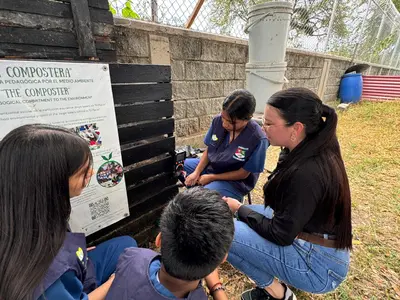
left=0, top=43, right=79, bottom=59
left=124, top=155, right=174, bottom=186
left=0, top=0, right=112, bottom=23
left=62, top=0, right=110, bottom=10
left=0, top=27, right=77, bottom=48
left=122, top=137, right=175, bottom=166
left=0, top=43, right=115, bottom=61
left=109, top=64, right=171, bottom=84
left=133, top=225, right=159, bottom=246
left=87, top=203, right=166, bottom=245
left=0, top=10, right=73, bottom=32
left=71, top=0, right=97, bottom=57
left=112, top=83, right=172, bottom=104
left=95, top=41, right=114, bottom=51
left=127, top=174, right=177, bottom=206
left=118, top=118, right=174, bottom=144
left=90, top=8, right=114, bottom=24
left=97, top=49, right=117, bottom=62
left=129, top=185, right=178, bottom=219
left=0, top=11, right=113, bottom=37
left=0, top=0, right=71, bottom=18
left=115, top=101, right=173, bottom=125
left=185, top=0, right=205, bottom=29
left=0, top=28, right=113, bottom=52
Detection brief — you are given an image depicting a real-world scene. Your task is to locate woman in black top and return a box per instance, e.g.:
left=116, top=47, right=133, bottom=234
left=224, top=88, right=352, bottom=300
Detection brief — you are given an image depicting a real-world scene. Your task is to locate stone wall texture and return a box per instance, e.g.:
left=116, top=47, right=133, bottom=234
left=114, top=18, right=400, bottom=146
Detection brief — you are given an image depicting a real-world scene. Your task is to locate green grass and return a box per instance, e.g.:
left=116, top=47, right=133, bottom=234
left=218, top=101, right=400, bottom=299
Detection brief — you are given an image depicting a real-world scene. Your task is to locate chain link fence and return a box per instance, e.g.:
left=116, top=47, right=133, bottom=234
left=109, top=0, right=400, bottom=68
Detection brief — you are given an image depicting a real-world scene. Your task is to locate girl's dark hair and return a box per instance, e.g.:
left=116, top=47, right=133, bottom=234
left=0, top=124, right=93, bottom=300
left=222, top=89, right=256, bottom=121
left=264, top=88, right=352, bottom=250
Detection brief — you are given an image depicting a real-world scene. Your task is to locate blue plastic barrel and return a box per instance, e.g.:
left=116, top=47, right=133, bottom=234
left=339, top=73, right=363, bottom=103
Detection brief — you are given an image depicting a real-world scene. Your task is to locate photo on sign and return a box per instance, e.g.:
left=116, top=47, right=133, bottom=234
left=70, top=123, right=102, bottom=150
left=97, top=154, right=124, bottom=188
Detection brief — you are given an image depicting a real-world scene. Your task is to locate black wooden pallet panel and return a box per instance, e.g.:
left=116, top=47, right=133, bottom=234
left=0, top=44, right=116, bottom=61
left=124, top=155, right=174, bottom=187
left=97, top=49, right=117, bottom=62
left=0, top=10, right=113, bottom=37
left=122, top=137, right=175, bottom=166
left=0, top=27, right=77, bottom=48
left=87, top=207, right=162, bottom=245
left=0, top=0, right=71, bottom=18
left=0, top=0, right=175, bottom=243
left=0, top=43, right=78, bottom=58
left=0, top=0, right=113, bottom=23
left=128, top=185, right=177, bottom=219
left=63, top=0, right=109, bottom=10
left=126, top=173, right=177, bottom=205
left=87, top=186, right=178, bottom=246
left=118, top=118, right=174, bottom=144
left=0, top=27, right=114, bottom=50
left=90, top=8, right=113, bottom=24
left=112, top=83, right=172, bottom=104
left=133, top=224, right=161, bottom=246
left=109, top=64, right=171, bottom=84
left=115, top=101, right=173, bottom=124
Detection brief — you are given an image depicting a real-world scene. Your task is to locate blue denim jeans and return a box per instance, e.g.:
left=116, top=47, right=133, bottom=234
left=184, top=158, right=244, bottom=201
left=228, top=205, right=350, bottom=294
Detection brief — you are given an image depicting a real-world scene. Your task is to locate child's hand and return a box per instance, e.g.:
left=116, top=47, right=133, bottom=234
left=198, top=174, right=214, bottom=186
left=222, top=196, right=242, bottom=213
left=185, top=172, right=200, bottom=186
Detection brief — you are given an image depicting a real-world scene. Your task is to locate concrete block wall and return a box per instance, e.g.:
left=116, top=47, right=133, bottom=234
left=113, top=18, right=400, bottom=145
left=285, top=51, right=325, bottom=94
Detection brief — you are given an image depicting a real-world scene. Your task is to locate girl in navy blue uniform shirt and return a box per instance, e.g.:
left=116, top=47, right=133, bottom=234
left=0, top=124, right=137, bottom=300
left=184, top=89, right=268, bottom=201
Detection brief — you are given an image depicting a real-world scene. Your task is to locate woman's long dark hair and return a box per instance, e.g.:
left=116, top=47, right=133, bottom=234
left=0, top=124, right=93, bottom=300
left=264, top=88, right=352, bottom=250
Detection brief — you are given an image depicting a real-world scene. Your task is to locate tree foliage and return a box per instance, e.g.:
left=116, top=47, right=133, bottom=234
left=109, top=0, right=140, bottom=19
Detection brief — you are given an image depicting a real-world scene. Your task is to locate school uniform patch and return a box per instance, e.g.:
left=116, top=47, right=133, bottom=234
left=76, top=247, right=84, bottom=262
left=233, top=146, right=248, bottom=161
left=212, top=134, right=218, bottom=141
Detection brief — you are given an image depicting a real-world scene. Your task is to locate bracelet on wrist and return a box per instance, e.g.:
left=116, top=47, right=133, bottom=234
left=210, top=284, right=226, bottom=295
left=210, top=282, right=222, bottom=291
left=210, top=282, right=225, bottom=295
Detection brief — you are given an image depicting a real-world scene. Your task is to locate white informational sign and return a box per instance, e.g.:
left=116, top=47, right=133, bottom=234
left=0, top=60, right=130, bottom=235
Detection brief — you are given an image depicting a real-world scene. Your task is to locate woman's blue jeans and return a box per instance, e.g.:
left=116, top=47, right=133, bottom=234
left=228, top=205, right=350, bottom=294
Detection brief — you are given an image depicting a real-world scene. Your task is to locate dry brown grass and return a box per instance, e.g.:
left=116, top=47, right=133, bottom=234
left=218, top=101, right=400, bottom=300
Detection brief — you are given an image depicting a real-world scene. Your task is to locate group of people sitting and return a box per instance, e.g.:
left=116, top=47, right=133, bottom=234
left=0, top=87, right=352, bottom=300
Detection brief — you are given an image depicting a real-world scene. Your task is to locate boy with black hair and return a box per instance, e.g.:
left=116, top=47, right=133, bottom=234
left=106, top=187, right=234, bottom=300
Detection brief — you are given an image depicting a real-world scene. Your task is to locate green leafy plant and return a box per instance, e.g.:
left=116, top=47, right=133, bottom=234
left=108, top=0, right=140, bottom=19
left=109, top=2, right=117, bottom=15
left=122, top=1, right=140, bottom=19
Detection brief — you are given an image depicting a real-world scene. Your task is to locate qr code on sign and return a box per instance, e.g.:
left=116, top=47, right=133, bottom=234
left=89, top=197, right=110, bottom=220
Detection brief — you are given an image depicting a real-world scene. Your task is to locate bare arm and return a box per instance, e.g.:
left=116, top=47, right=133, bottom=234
left=185, top=148, right=209, bottom=186
left=88, top=275, right=114, bottom=300
left=208, top=168, right=250, bottom=181
left=193, top=148, right=209, bottom=174
left=205, top=269, right=228, bottom=300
